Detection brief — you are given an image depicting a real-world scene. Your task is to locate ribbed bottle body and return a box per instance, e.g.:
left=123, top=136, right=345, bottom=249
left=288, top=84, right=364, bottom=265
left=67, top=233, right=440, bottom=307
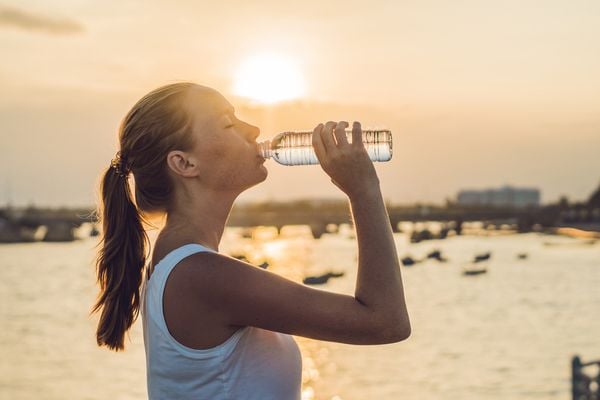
left=259, top=129, right=392, bottom=166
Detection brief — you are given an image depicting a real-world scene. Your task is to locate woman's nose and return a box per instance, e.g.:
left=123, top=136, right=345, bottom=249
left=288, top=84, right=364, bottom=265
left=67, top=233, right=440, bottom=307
left=246, top=123, right=260, bottom=142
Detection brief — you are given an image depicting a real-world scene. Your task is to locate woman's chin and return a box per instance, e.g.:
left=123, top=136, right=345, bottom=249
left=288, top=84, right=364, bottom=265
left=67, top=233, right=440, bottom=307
left=258, top=164, right=268, bottom=181
left=245, top=165, right=268, bottom=189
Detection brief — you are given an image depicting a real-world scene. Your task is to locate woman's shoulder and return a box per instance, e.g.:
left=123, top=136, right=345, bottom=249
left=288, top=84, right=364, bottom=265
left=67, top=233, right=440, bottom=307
left=160, top=249, right=247, bottom=350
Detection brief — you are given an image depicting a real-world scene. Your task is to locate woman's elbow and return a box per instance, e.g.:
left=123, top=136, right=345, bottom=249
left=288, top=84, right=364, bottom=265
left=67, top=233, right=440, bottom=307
left=389, top=323, right=411, bottom=343
left=378, top=320, right=411, bottom=344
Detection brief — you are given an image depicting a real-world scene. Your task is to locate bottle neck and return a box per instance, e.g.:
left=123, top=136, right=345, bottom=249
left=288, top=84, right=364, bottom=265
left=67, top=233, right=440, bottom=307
left=258, top=141, right=272, bottom=159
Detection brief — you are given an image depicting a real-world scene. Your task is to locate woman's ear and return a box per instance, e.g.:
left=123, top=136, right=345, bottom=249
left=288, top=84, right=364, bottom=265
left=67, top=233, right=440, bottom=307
left=166, top=150, right=199, bottom=178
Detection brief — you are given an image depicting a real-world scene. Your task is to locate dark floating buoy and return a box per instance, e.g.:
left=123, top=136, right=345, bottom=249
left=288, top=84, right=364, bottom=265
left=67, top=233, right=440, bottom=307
left=427, top=250, right=448, bottom=262
left=462, top=267, right=487, bottom=276
left=258, top=261, right=269, bottom=269
left=303, top=271, right=345, bottom=285
left=401, top=256, right=418, bottom=267
left=473, top=252, right=491, bottom=263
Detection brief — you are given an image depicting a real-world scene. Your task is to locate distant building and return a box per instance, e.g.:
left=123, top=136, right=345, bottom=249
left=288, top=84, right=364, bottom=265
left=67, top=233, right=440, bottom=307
left=457, top=186, right=540, bottom=208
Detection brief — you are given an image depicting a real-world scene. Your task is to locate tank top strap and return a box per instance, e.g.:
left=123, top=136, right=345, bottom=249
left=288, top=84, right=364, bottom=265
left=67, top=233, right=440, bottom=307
left=150, top=243, right=217, bottom=283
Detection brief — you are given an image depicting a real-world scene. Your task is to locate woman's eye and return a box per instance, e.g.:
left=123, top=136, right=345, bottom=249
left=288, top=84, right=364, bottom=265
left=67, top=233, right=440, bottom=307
left=225, top=124, right=235, bottom=129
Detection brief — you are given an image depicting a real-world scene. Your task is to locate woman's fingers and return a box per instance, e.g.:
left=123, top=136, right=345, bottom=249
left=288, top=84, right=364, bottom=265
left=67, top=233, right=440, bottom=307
left=334, top=121, right=349, bottom=146
left=314, top=120, right=359, bottom=166
left=320, top=121, right=338, bottom=154
left=312, top=119, right=377, bottom=198
left=352, top=121, right=363, bottom=148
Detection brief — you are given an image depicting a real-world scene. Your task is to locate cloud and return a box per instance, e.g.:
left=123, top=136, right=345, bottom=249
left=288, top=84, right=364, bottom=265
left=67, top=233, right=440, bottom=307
left=0, top=5, right=83, bottom=35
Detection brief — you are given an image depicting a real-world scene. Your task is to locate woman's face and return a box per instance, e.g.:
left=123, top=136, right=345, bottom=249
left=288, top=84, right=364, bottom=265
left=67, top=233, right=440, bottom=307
left=178, top=86, right=268, bottom=192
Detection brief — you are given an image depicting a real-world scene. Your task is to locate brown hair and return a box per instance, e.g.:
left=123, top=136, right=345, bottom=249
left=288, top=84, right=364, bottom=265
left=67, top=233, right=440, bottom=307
left=92, top=82, right=197, bottom=351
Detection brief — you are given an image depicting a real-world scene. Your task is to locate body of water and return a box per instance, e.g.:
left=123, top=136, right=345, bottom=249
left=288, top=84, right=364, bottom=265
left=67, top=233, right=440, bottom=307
left=1, top=227, right=599, bottom=399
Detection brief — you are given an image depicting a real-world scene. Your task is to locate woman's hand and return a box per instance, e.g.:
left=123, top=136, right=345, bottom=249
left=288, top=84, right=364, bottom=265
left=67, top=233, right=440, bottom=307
left=312, top=121, right=380, bottom=199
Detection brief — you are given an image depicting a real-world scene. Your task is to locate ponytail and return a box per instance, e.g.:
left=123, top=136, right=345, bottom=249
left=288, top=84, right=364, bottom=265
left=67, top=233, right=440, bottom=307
left=92, top=163, right=149, bottom=351
left=91, top=81, right=196, bottom=351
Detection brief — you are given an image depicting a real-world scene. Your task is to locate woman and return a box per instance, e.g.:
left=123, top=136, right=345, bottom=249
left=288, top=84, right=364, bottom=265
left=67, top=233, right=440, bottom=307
left=92, top=82, right=410, bottom=399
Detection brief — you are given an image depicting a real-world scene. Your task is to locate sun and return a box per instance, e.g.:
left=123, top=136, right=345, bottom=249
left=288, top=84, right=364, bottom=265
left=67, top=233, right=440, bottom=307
left=233, top=54, right=305, bottom=104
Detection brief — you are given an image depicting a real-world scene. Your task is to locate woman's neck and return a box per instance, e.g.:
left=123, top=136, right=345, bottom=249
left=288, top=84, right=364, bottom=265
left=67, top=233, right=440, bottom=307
left=163, top=188, right=238, bottom=252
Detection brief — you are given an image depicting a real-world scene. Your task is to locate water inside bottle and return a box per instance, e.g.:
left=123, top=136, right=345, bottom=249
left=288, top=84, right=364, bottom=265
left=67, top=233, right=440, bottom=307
left=272, top=145, right=320, bottom=165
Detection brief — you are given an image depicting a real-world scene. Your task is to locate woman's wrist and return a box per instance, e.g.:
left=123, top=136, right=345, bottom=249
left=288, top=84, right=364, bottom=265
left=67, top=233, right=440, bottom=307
left=348, top=182, right=382, bottom=204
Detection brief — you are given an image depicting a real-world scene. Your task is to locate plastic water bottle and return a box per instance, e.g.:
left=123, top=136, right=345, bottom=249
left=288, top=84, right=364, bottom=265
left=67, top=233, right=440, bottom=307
left=258, top=129, right=393, bottom=166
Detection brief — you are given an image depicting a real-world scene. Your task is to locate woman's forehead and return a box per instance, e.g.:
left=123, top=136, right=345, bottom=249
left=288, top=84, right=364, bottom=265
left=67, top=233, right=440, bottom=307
left=187, top=86, right=232, bottom=114
left=185, top=87, right=233, bottom=126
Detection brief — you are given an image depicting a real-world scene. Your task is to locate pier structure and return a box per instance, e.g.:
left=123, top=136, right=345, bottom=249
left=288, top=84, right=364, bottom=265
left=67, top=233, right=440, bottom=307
left=1, top=200, right=589, bottom=242
left=0, top=207, right=94, bottom=242
left=226, top=202, right=575, bottom=239
left=572, top=355, right=600, bottom=400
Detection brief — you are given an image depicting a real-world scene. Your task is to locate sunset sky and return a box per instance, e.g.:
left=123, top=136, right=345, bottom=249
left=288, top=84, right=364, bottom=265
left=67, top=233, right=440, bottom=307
left=1, top=0, right=599, bottom=207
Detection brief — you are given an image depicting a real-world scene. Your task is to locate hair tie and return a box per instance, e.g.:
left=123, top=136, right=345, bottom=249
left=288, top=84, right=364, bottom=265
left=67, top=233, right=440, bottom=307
left=110, top=151, right=131, bottom=178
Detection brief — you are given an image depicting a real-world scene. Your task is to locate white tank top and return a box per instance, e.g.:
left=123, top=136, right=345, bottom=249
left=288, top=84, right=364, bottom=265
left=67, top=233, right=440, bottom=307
left=140, top=243, right=303, bottom=400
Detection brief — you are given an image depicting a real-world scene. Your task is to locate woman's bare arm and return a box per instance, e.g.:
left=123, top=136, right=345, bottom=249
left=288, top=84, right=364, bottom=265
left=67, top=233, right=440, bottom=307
left=351, top=186, right=410, bottom=338
left=314, top=120, right=410, bottom=339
